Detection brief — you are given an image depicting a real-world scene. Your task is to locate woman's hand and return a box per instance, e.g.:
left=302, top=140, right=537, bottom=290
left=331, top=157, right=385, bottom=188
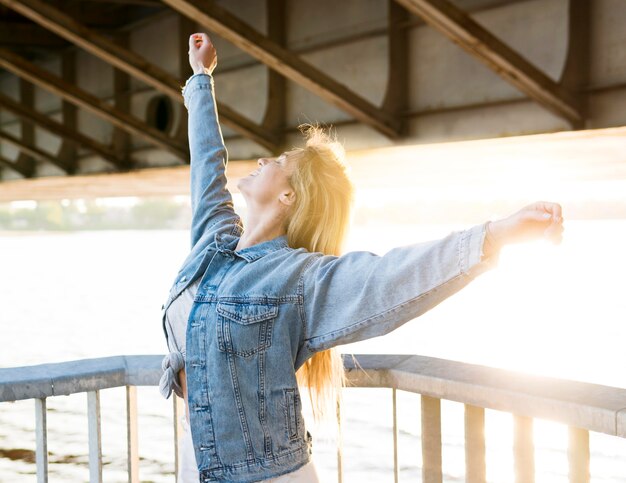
left=188, top=33, right=217, bottom=75
left=484, top=201, right=564, bottom=258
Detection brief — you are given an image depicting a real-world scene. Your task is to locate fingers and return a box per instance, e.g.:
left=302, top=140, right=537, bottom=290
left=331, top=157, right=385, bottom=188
left=545, top=202, right=562, bottom=225
left=530, top=201, right=562, bottom=222
left=525, top=210, right=554, bottom=223
left=537, top=201, right=563, bottom=244
left=188, top=33, right=209, bottom=51
left=524, top=208, right=561, bottom=226
left=188, top=33, right=198, bottom=50
left=550, top=202, right=562, bottom=221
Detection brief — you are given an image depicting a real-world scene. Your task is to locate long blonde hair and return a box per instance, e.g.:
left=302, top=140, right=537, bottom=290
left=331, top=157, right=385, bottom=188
left=286, top=124, right=354, bottom=421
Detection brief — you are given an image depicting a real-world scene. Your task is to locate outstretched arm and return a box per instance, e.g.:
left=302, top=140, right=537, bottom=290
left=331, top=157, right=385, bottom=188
left=299, top=202, right=563, bottom=353
left=183, top=33, right=236, bottom=248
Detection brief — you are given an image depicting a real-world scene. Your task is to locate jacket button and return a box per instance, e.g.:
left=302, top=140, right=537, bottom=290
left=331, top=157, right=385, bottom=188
left=180, top=276, right=187, bottom=282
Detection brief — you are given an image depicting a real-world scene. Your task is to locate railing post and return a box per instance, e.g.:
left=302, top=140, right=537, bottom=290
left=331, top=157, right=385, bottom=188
left=392, top=389, right=399, bottom=483
left=568, top=427, right=590, bottom=483
left=34, top=397, right=49, bottom=483
left=87, top=390, right=103, bottom=483
left=126, top=386, right=139, bottom=483
left=514, top=415, right=535, bottom=483
left=173, top=395, right=184, bottom=480
left=464, top=404, right=486, bottom=483
left=421, top=395, right=442, bottom=483
left=337, top=396, right=344, bottom=483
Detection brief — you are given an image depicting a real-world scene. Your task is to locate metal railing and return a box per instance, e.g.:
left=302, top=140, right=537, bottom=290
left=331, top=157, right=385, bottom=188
left=343, top=354, right=626, bottom=483
left=2, top=354, right=626, bottom=482
left=0, top=355, right=181, bottom=483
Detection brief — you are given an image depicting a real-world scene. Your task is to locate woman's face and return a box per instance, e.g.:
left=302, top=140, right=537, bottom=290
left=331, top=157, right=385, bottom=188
left=237, top=151, right=298, bottom=209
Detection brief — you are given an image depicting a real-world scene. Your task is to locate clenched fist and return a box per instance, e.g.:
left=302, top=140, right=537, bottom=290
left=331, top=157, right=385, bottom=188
left=188, top=33, right=217, bottom=75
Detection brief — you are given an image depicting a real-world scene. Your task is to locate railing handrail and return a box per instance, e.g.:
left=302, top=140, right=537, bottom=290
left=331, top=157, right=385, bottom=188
left=343, top=354, right=626, bottom=438
left=0, top=355, right=163, bottom=401
left=3, top=354, right=626, bottom=438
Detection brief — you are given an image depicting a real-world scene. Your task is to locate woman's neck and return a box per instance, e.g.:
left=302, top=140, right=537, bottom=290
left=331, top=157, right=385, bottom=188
left=235, top=210, right=286, bottom=251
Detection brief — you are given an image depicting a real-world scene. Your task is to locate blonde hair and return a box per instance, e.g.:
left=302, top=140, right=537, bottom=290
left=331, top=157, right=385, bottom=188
left=286, top=124, right=354, bottom=422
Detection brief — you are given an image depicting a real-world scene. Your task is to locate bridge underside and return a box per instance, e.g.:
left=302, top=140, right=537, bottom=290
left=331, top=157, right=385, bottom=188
left=0, top=0, right=625, bottom=193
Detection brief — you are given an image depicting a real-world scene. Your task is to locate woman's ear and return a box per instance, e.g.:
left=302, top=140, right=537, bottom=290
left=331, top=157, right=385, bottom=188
left=279, top=190, right=296, bottom=207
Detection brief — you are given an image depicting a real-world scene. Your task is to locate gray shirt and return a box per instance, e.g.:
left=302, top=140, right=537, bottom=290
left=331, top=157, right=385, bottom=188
left=164, top=277, right=201, bottom=358
left=159, top=278, right=200, bottom=399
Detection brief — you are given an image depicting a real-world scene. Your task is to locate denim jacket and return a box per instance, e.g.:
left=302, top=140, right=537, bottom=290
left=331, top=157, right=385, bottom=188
left=161, top=73, right=497, bottom=482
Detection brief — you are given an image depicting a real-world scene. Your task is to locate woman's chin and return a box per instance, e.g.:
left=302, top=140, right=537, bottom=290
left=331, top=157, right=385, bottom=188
left=236, top=178, right=247, bottom=193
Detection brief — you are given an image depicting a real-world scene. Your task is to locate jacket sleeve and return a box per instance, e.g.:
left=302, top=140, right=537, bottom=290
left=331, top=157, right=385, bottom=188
left=182, top=73, right=237, bottom=248
left=299, top=222, right=498, bottom=352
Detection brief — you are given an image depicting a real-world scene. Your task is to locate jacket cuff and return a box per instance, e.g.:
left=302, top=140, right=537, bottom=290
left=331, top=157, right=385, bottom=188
left=181, top=73, right=214, bottom=108
left=462, top=222, right=499, bottom=277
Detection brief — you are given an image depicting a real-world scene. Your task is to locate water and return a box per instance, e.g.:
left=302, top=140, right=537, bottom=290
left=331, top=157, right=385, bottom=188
left=2, top=221, right=626, bottom=482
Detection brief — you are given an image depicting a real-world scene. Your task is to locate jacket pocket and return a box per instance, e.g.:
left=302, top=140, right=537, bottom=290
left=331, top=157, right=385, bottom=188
left=216, top=302, right=277, bottom=357
left=284, top=388, right=302, bottom=441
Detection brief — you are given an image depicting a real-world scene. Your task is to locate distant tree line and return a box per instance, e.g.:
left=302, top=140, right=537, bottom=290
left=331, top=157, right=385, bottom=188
left=0, top=198, right=192, bottom=231
left=1, top=196, right=625, bottom=232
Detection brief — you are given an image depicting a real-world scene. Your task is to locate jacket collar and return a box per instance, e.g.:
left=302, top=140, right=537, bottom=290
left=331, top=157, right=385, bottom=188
left=214, top=231, right=289, bottom=262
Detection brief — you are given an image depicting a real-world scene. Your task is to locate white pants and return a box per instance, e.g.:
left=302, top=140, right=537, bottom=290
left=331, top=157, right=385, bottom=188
left=178, top=417, right=320, bottom=483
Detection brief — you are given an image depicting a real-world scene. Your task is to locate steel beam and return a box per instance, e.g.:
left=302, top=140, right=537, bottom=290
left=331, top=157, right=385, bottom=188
left=175, top=15, right=194, bottom=144
left=160, top=0, right=403, bottom=138
left=382, top=0, right=410, bottom=132
left=261, top=0, right=287, bottom=148
left=0, top=154, right=31, bottom=177
left=0, top=92, right=128, bottom=169
left=560, top=0, right=591, bottom=125
left=394, top=0, right=584, bottom=127
left=0, top=22, right=67, bottom=48
left=78, top=0, right=161, bottom=6
left=58, top=50, right=78, bottom=171
left=112, top=32, right=132, bottom=160
left=0, top=0, right=278, bottom=151
left=15, top=79, right=36, bottom=177
left=0, top=130, right=71, bottom=173
left=0, top=48, right=188, bottom=159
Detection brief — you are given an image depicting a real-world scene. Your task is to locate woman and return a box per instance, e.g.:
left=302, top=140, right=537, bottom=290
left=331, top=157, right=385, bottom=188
left=159, top=33, right=563, bottom=483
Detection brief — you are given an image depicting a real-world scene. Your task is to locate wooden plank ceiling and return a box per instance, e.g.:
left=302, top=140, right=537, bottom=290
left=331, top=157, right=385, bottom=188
left=0, top=0, right=584, bottom=183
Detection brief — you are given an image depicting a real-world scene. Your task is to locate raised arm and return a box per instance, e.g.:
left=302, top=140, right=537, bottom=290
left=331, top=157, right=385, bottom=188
left=299, top=202, right=563, bottom=353
left=183, top=33, right=236, bottom=248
